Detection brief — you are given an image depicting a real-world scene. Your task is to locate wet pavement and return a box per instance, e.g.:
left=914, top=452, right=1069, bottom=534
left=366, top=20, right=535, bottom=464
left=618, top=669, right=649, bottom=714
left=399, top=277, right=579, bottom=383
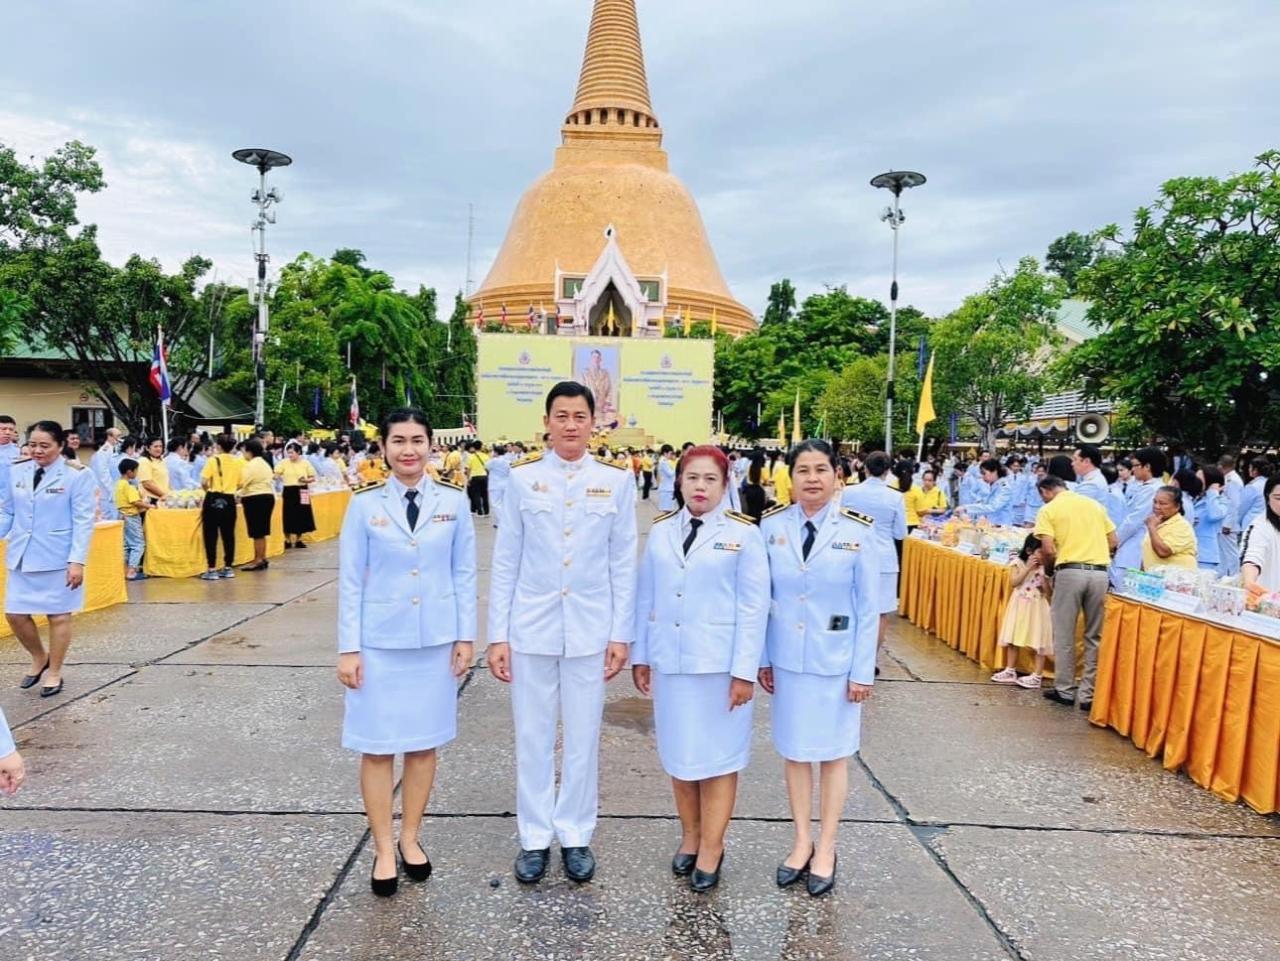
left=1, top=508, right=1277, bottom=960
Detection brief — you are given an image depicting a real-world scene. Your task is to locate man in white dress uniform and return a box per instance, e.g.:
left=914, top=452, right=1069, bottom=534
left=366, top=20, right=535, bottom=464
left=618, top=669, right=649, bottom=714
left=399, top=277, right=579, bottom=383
left=487, top=381, right=638, bottom=884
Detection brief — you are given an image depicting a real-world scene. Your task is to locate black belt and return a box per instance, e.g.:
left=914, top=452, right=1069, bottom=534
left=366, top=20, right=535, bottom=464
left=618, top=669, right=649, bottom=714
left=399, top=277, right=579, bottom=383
left=1056, top=562, right=1108, bottom=572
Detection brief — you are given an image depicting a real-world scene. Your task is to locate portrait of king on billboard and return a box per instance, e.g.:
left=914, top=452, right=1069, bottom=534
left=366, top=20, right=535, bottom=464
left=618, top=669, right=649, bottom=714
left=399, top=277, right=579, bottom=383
left=574, top=345, right=621, bottom=430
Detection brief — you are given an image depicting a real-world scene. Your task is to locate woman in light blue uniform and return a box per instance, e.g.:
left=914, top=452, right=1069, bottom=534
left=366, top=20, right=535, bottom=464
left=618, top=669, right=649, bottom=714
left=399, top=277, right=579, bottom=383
left=0, top=420, right=97, bottom=698
left=656, top=444, right=677, bottom=511
left=760, top=440, right=879, bottom=898
left=633, top=445, right=768, bottom=893
left=1191, top=466, right=1229, bottom=572
left=337, top=408, right=477, bottom=898
left=959, top=458, right=1014, bottom=526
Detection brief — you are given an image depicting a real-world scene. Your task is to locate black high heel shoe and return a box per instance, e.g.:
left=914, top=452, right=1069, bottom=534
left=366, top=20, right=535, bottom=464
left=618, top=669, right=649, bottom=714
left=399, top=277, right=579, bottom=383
left=19, top=659, right=49, bottom=689
left=671, top=851, right=697, bottom=877
left=776, top=846, right=814, bottom=888
left=398, top=839, right=433, bottom=883
left=370, top=853, right=399, bottom=897
left=689, top=852, right=724, bottom=893
left=806, top=853, right=837, bottom=897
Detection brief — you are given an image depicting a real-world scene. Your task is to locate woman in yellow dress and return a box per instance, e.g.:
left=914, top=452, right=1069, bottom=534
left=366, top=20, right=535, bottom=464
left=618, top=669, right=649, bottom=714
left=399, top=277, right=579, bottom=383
left=902, top=468, right=948, bottom=531
left=1142, top=486, right=1198, bottom=570
left=276, top=443, right=317, bottom=549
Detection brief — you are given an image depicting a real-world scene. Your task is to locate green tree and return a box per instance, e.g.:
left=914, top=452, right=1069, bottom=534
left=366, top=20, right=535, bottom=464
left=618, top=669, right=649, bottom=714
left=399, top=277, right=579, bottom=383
left=0, top=139, right=104, bottom=252
left=931, top=257, right=1065, bottom=450
left=761, top=279, right=796, bottom=327
left=1045, top=231, right=1101, bottom=294
left=1059, top=152, right=1280, bottom=449
left=819, top=354, right=921, bottom=450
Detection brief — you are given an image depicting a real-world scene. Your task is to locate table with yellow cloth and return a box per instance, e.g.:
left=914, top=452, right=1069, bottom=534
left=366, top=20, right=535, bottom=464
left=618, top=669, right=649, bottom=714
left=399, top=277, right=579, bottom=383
left=0, top=521, right=128, bottom=638
left=1090, top=596, right=1280, bottom=815
left=142, top=490, right=351, bottom=578
left=898, top=536, right=1073, bottom=678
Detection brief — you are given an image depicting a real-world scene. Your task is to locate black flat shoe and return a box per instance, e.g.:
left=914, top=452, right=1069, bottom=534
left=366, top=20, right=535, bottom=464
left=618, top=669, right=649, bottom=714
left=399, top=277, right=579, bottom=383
left=370, top=860, right=399, bottom=898
left=1078, top=699, right=1093, bottom=712
left=807, top=853, right=837, bottom=897
left=19, top=660, right=49, bottom=689
left=671, top=851, right=697, bottom=877
left=283, top=542, right=294, bottom=549
left=1042, top=689, right=1074, bottom=707
left=296, top=541, right=308, bottom=548
left=514, top=847, right=550, bottom=884
left=40, top=680, right=64, bottom=698
left=398, top=840, right=433, bottom=882
left=776, top=846, right=814, bottom=888
left=689, top=853, right=724, bottom=893
left=242, top=561, right=269, bottom=572
left=562, top=845, right=596, bottom=883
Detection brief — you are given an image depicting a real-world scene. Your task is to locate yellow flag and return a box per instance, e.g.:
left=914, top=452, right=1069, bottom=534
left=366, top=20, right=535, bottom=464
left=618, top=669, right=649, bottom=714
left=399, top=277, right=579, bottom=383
left=683, top=306, right=692, bottom=336
left=710, top=306, right=718, bottom=336
left=778, top=412, right=786, bottom=442
left=916, top=351, right=937, bottom=435
left=791, top=390, right=802, bottom=444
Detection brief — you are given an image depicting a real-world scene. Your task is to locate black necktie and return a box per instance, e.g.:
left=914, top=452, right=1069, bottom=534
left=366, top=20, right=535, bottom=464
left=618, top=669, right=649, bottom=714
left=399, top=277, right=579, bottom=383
left=33, top=467, right=45, bottom=490
left=682, top=518, right=703, bottom=556
left=405, top=490, right=420, bottom=530
left=802, top=520, right=817, bottom=560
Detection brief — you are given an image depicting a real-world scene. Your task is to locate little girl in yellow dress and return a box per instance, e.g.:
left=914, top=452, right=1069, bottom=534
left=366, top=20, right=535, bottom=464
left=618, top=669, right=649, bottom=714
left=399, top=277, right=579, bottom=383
left=991, top=533, right=1053, bottom=689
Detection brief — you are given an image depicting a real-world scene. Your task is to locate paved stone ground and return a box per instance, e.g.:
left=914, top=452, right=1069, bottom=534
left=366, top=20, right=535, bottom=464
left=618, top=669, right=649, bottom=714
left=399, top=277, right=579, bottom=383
left=1, top=508, right=1278, bottom=961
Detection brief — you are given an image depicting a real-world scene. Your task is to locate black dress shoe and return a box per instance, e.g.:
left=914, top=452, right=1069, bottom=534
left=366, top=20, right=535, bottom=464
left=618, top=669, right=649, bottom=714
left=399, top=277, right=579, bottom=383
left=689, top=853, right=724, bottom=893
left=1042, top=689, right=1075, bottom=706
left=562, top=845, right=596, bottom=883
left=514, top=847, right=550, bottom=884
left=19, top=660, right=49, bottom=689
left=1078, top=699, right=1093, bottom=712
left=807, top=853, right=837, bottom=897
left=40, top=680, right=63, bottom=698
left=370, top=860, right=399, bottom=898
left=398, top=840, right=433, bottom=882
left=776, top=846, right=814, bottom=888
left=671, top=851, right=697, bottom=877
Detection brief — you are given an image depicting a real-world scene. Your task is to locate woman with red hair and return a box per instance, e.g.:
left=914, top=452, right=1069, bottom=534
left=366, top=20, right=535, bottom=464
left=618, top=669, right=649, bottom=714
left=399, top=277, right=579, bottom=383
left=632, top=445, right=769, bottom=893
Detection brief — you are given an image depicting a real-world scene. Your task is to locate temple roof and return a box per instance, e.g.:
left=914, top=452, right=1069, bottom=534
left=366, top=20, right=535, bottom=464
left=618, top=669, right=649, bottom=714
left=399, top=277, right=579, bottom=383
left=565, top=0, right=658, bottom=130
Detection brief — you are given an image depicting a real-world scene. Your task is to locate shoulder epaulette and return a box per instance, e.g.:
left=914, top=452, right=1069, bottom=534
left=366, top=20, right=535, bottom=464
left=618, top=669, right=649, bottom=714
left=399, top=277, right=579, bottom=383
left=354, top=481, right=385, bottom=495
left=13, top=457, right=31, bottom=464
left=760, top=504, right=788, bottom=520
left=841, top=507, right=874, bottom=526
left=653, top=509, right=679, bottom=524
left=435, top=478, right=464, bottom=492
left=513, top=452, right=543, bottom=468
left=725, top=509, right=755, bottom=525
left=598, top=457, right=626, bottom=470
left=845, top=478, right=858, bottom=486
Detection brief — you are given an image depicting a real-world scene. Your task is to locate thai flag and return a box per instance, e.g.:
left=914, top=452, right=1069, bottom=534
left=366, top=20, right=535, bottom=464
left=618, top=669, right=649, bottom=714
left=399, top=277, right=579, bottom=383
left=149, top=330, right=172, bottom=403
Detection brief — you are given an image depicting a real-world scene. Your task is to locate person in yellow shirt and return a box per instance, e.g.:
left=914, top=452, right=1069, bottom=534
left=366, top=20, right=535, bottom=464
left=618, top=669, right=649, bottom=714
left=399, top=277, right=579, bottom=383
left=199, top=435, right=244, bottom=579
left=238, top=439, right=276, bottom=571
left=640, top=450, right=655, bottom=500
left=903, top=469, right=948, bottom=530
left=358, top=444, right=389, bottom=485
left=1142, top=486, right=1198, bottom=571
left=136, top=437, right=170, bottom=502
left=466, top=441, right=490, bottom=516
left=443, top=445, right=464, bottom=486
left=276, top=443, right=318, bottom=549
left=114, top=458, right=150, bottom=580
left=772, top=459, right=792, bottom=507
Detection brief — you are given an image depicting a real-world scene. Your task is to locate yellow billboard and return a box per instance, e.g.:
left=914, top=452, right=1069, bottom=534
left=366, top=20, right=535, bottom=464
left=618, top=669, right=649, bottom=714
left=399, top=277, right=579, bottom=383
left=477, top=335, right=713, bottom=446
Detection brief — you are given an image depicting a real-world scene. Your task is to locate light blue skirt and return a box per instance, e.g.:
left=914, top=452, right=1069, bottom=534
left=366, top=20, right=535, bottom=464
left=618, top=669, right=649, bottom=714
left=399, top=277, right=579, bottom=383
left=342, top=644, right=457, bottom=755
left=5, top=568, right=85, bottom=616
left=657, top=491, right=677, bottom=512
left=771, top=667, right=862, bottom=762
left=652, top=671, right=753, bottom=780
left=877, top=571, right=899, bottom=615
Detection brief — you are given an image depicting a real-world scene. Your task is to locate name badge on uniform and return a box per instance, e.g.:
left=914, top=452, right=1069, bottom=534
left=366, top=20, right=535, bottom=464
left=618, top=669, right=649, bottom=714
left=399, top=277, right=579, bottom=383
left=769, top=534, right=787, bottom=546
left=714, top=541, right=741, bottom=552
left=369, top=515, right=389, bottom=527
left=531, top=481, right=549, bottom=493
left=586, top=487, right=611, bottom=498
left=432, top=513, right=456, bottom=523
left=45, top=486, right=66, bottom=495
left=832, top=541, right=860, bottom=551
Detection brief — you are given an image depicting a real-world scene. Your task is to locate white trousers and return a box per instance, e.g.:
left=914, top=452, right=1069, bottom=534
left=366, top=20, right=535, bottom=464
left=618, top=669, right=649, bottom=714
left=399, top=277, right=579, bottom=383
left=511, top=650, right=606, bottom=849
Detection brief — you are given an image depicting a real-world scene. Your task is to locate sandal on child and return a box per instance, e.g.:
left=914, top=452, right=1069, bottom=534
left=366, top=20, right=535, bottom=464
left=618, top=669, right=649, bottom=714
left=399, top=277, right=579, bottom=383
left=990, top=667, right=1019, bottom=684
left=1015, top=672, right=1042, bottom=689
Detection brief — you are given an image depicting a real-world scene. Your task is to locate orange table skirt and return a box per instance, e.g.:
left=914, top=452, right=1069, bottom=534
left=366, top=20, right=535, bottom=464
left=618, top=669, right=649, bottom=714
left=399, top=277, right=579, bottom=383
left=899, top=536, right=1063, bottom=676
left=1091, top=596, right=1280, bottom=815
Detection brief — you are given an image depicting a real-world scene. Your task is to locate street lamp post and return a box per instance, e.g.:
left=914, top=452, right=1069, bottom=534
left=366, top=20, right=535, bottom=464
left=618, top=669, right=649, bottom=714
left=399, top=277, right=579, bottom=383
left=871, top=170, right=926, bottom=455
left=232, top=148, right=292, bottom=429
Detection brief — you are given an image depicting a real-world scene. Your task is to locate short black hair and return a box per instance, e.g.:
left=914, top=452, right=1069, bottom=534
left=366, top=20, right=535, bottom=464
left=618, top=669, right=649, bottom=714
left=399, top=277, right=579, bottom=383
left=215, top=434, right=236, bottom=453
left=1075, top=444, right=1102, bottom=468
left=864, top=451, right=891, bottom=477
left=1037, top=475, right=1067, bottom=493
left=979, top=458, right=1004, bottom=476
left=1047, top=455, right=1075, bottom=483
left=168, top=437, right=187, bottom=453
left=1173, top=468, right=1202, bottom=498
left=380, top=407, right=433, bottom=445
left=118, top=458, right=139, bottom=476
left=545, top=381, right=595, bottom=416
left=786, top=438, right=838, bottom=471
left=0, top=415, right=14, bottom=426
left=1156, top=484, right=1184, bottom=514
left=1249, top=455, right=1273, bottom=478
left=243, top=438, right=264, bottom=458
left=1201, top=465, right=1225, bottom=490
left=28, top=420, right=65, bottom=444
left=1134, top=447, right=1167, bottom=476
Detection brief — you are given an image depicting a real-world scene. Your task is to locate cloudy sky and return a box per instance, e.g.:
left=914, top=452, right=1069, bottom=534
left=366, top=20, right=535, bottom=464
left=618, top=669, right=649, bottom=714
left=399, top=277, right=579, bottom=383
left=4, top=0, right=1278, bottom=318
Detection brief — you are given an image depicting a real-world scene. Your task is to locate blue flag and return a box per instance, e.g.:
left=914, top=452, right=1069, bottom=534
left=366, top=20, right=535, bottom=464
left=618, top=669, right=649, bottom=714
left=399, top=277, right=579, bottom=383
left=916, top=336, right=928, bottom=379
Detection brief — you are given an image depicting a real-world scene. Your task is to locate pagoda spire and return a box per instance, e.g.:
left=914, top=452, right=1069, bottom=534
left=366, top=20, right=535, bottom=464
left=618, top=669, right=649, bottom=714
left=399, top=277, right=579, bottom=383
left=564, top=0, right=659, bottom=131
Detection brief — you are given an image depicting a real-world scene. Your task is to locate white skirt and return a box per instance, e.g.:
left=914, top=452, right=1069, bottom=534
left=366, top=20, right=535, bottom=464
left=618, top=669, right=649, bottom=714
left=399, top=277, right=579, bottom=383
left=772, top=667, right=863, bottom=762
left=343, top=644, right=457, bottom=755
left=877, top=571, right=899, bottom=615
left=652, top=671, right=753, bottom=781
left=5, top=568, right=85, bottom=616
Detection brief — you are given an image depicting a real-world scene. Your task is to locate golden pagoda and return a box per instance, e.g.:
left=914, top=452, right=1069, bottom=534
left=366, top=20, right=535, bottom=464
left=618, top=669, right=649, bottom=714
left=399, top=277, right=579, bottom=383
left=468, top=0, right=755, bottom=337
